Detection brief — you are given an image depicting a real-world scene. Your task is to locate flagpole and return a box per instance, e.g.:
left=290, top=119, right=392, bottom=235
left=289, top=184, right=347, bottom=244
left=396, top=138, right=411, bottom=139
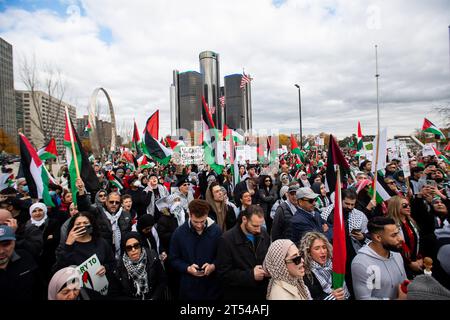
left=65, top=106, right=81, bottom=179
left=372, top=45, right=381, bottom=202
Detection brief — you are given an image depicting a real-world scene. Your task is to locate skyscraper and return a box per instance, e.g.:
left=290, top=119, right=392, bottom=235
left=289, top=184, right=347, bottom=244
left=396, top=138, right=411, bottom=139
left=170, top=70, right=203, bottom=142
left=0, top=38, right=16, bottom=150
left=224, top=74, right=252, bottom=131
left=199, top=51, right=222, bottom=129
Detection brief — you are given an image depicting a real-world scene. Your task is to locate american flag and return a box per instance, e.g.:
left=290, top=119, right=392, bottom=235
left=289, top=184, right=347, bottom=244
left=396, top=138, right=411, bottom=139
left=219, top=96, right=225, bottom=107
left=240, top=72, right=251, bottom=88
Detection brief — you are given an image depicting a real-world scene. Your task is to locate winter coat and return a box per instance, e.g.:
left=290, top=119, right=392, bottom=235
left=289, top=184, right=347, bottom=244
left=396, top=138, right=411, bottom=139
left=169, top=217, right=222, bottom=300
left=216, top=224, right=270, bottom=300
left=271, top=201, right=297, bottom=241
left=258, top=187, right=277, bottom=218
left=115, top=247, right=167, bottom=300
left=290, top=207, right=332, bottom=245
left=208, top=204, right=237, bottom=233
left=267, top=279, right=308, bottom=300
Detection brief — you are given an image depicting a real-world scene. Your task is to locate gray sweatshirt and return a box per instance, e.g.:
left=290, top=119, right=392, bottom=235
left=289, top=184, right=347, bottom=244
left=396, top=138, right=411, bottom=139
left=351, top=243, right=406, bottom=300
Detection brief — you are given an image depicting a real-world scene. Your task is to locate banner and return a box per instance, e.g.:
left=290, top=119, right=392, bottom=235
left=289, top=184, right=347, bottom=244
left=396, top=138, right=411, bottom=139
left=249, top=146, right=257, bottom=163
left=371, top=128, right=388, bottom=173
left=76, top=254, right=109, bottom=295
left=236, top=146, right=246, bottom=164
left=180, top=147, right=204, bottom=165
left=386, top=139, right=400, bottom=162
left=422, top=144, right=435, bottom=157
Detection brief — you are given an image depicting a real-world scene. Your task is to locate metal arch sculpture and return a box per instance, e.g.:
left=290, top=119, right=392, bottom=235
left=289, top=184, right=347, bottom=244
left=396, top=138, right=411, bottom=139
left=89, top=88, right=117, bottom=156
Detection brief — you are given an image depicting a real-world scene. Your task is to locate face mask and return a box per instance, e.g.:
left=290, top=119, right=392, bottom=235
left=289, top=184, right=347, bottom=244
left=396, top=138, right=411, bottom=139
left=22, top=185, right=29, bottom=193
left=84, top=224, right=93, bottom=235
left=49, top=190, right=56, bottom=196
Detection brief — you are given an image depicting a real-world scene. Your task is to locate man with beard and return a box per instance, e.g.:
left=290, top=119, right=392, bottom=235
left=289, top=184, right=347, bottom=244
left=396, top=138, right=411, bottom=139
left=216, top=205, right=270, bottom=300
left=351, top=216, right=407, bottom=300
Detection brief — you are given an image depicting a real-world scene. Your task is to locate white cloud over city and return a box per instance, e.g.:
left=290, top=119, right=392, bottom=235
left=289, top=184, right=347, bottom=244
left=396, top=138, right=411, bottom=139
left=1, top=0, right=449, bottom=140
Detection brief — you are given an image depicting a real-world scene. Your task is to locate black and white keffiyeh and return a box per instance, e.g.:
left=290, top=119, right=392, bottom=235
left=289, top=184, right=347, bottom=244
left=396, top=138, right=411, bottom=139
left=103, top=207, right=123, bottom=260
left=310, top=259, right=350, bottom=300
left=122, top=249, right=149, bottom=298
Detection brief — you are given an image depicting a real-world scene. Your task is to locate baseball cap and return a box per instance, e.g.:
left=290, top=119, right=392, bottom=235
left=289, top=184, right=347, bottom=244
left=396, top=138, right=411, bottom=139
left=296, top=187, right=319, bottom=200
left=0, top=225, right=16, bottom=241
left=287, top=184, right=299, bottom=193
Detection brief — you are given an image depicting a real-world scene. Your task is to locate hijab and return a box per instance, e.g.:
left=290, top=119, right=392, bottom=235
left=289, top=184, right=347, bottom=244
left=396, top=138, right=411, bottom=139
left=29, top=202, right=48, bottom=227
left=48, top=266, right=81, bottom=300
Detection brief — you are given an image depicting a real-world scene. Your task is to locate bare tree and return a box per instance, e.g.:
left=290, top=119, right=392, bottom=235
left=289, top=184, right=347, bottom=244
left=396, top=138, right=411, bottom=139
left=116, top=120, right=133, bottom=145
left=19, top=54, right=69, bottom=145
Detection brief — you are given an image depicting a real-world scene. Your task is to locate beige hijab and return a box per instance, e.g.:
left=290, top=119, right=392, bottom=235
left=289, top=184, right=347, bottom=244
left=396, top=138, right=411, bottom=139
left=263, top=239, right=312, bottom=300
left=205, top=187, right=227, bottom=231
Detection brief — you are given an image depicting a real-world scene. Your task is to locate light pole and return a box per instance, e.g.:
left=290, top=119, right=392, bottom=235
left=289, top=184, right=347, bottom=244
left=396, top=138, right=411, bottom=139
left=294, top=84, right=302, bottom=147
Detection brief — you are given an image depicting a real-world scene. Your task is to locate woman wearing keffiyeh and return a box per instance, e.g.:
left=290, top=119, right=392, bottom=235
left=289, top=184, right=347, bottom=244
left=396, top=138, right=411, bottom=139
left=115, top=232, right=167, bottom=300
left=263, top=239, right=312, bottom=300
left=300, top=232, right=350, bottom=300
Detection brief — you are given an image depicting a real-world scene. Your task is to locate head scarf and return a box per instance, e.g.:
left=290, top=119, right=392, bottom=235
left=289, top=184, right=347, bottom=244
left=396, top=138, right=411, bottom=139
left=29, top=202, right=48, bottom=227
left=48, top=266, right=81, bottom=300
left=95, top=189, right=108, bottom=207
left=263, top=239, right=311, bottom=300
left=205, top=186, right=227, bottom=232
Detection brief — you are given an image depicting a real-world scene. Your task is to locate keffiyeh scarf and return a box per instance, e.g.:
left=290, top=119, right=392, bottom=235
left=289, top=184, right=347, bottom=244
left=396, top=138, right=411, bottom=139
left=122, top=249, right=149, bottom=298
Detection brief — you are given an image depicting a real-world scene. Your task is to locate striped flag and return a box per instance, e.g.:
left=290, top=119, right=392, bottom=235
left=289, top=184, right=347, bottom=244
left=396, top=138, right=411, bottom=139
left=368, top=179, right=392, bottom=204
left=107, top=171, right=124, bottom=190
left=432, top=146, right=450, bottom=165
left=19, top=133, right=54, bottom=207
left=37, top=138, right=58, bottom=161
left=0, top=173, right=14, bottom=191
left=141, top=110, right=172, bottom=165
left=64, top=112, right=100, bottom=205
left=240, top=72, right=251, bottom=88
left=84, top=121, right=92, bottom=133
left=357, top=121, right=364, bottom=151
left=202, top=96, right=223, bottom=174
left=132, top=120, right=141, bottom=153
left=422, top=118, right=445, bottom=139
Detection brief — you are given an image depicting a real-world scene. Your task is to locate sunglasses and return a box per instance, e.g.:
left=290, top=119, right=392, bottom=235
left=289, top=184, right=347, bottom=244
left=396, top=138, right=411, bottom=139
left=181, top=183, right=190, bottom=187
left=285, top=254, right=304, bottom=265
left=125, top=243, right=141, bottom=252
left=302, top=198, right=316, bottom=204
left=108, top=201, right=121, bottom=205
left=401, top=203, right=410, bottom=208
left=98, top=194, right=106, bottom=198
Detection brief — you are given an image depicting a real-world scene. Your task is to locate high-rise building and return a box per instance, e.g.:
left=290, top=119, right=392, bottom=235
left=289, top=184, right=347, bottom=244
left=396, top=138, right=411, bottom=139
left=0, top=38, right=16, bottom=149
left=199, top=51, right=222, bottom=129
left=224, top=74, right=252, bottom=131
left=170, top=70, right=203, bottom=142
left=15, top=90, right=76, bottom=156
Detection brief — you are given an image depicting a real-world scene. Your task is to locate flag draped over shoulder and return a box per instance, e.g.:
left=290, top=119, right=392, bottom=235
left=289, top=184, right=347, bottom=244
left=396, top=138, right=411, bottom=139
left=64, top=114, right=99, bottom=205
left=141, top=110, right=172, bottom=165
left=422, top=118, right=445, bottom=139
left=202, top=96, right=223, bottom=174
left=37, top=138, right=58, bottom=161
left=19, top=133, right=54, bottom=207
left=325, top=135, right=350, bottom=289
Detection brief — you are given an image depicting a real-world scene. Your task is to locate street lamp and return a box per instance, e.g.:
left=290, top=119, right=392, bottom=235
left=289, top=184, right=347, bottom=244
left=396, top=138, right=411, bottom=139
left=294, top=84, right=302, bottom=147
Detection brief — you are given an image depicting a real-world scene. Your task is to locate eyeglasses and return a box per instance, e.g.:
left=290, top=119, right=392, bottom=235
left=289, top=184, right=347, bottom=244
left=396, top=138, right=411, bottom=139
left=108, top=201, right=121, bottom=205
left=386, top=181, right=395, bottom=185
left=301, top=198, right=316, bottom=204
left=125, top=243, right=141, bottom=252
left=285, top=254, right=304, bottom=265
left=401, top=203, right=410, bottom=208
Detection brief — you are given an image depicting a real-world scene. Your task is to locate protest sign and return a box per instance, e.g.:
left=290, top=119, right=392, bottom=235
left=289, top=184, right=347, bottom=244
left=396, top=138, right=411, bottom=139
left=399, top=141, right=410, bottom=178
left=180, top=147, right=204, bottom=165
left=76, top=254, right=109, bottom=295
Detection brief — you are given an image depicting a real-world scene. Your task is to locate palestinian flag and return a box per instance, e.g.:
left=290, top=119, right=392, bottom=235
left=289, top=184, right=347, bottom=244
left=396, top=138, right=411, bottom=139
left=38, top=138, right=58, bottom=161
left=444, top=141, right=450, bottom=152
left=132, top=120, right=141, bottom=153
left=19, top=133, right=54, bottom=207
left=137, top=155, right=152, bottom=169
left=64, top=113, right=100, bottom=205
left=432, top=146, right=450, bottom=165
left=141, top=110, right=172, bottom=165
left=202, top=96, right=223, bottom=174
left=357, top=121, right=364, bottom=151
left=324, top=135, right=349, bottom=289
left=290, top=134, right=301, bottom=155
left=267, top=136, right=277, bottom=163
left=107, top=171, right=123, bottom=190
left=422, top=118, right=445, bottom=139
left=223, top=124, right=244, bottom=144
left=303, top=141, right=311, bottom=151
left=84, top=121, right=92, bottom=133
left=0, top=173, right=15, bottom=191
left=368, top=179, right=391, bottom=204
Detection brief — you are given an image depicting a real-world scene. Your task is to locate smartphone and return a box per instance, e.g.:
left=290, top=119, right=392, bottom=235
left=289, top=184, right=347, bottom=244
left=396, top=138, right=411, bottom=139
left=351, top=229, right=361, bottom=233
left=196, top=267, right=205, bottom=272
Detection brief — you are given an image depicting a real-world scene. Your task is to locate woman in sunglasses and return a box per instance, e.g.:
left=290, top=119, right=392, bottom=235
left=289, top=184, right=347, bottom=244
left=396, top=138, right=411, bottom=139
left=263, top=239, right=312, bottom=300
left=388, top=196, right=423, bottom=278
left=300, top=232, right=350, bottom=300
left=115, top=232, right=167, bottom=300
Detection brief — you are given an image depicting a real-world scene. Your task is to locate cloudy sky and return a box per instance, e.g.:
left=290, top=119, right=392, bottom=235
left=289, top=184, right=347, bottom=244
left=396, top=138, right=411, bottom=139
left=1, top=0, right=449, bottom=140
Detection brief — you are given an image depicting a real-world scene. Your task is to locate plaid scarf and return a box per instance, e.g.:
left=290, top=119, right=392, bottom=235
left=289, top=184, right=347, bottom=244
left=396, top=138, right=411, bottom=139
left=122, top=249, right=149, bottom=298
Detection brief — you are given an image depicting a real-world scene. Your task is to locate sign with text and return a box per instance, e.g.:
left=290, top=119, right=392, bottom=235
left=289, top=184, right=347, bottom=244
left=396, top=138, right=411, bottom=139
left=180, top=147, right=204, bottom=165
left=422, top=144, right=436, bottom=157
left=76, top=254, right=109, bottom=295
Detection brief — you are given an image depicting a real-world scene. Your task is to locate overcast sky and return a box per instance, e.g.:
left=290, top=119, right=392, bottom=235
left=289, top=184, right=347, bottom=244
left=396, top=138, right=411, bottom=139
left=1, top=0, right=449, bottom=140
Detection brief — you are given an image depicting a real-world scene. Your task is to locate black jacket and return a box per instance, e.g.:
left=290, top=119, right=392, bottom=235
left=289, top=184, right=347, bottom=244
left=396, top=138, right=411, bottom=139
left=271, top=201, right=296, bottom=241
left=208, top=205, right=237, bottom=232
left=216, top=224, right=270, bottom=300
left=77, top=193, right=132, bottom=252
left=115, top=247, right=167, bottom=300
left=0, top=249, right=45, bottom=300
left=258, top=187, right=277, bottom=217
left=15, top=222, right=43, bottom=259
left=303, top=272, right=333, bottom=300
left=156, top=213, right=180, bottom=254
left=233, top=180, right=258, bottom=207
left=123, top=188, right=152, bottom=217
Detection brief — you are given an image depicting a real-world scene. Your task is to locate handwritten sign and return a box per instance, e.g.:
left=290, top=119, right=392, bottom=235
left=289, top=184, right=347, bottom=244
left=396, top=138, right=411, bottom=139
left=180, top=147, right=204, bottom=165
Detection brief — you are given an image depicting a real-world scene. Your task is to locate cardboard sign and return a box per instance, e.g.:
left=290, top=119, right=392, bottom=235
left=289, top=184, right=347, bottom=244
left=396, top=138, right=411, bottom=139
left=422, top=144, right=436, bottom=157
left=180, top=147, right=204, bottom=165
left=76, top=254, right=109, bottom=295
left=399, top=142, right=410, bottom=178
left=235, top=146, right=246, bottom=164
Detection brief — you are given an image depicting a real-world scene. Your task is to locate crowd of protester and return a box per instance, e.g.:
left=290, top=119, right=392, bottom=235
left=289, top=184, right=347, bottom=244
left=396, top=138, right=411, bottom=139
left=1, top=147, right=450, bottom=301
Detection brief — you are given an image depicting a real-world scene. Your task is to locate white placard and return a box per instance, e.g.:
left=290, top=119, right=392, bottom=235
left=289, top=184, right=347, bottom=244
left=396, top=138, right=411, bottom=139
left=236, top=146, right=246, bottom=164
left=180, top=147, right=204, bottom=165
left=249, top=146, right=257, bottom=163
left=76, top=254, right=109, bottom=295
left=399, top=141, right=410, bottom=177
left=422, top=144, right=436, bottom=157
